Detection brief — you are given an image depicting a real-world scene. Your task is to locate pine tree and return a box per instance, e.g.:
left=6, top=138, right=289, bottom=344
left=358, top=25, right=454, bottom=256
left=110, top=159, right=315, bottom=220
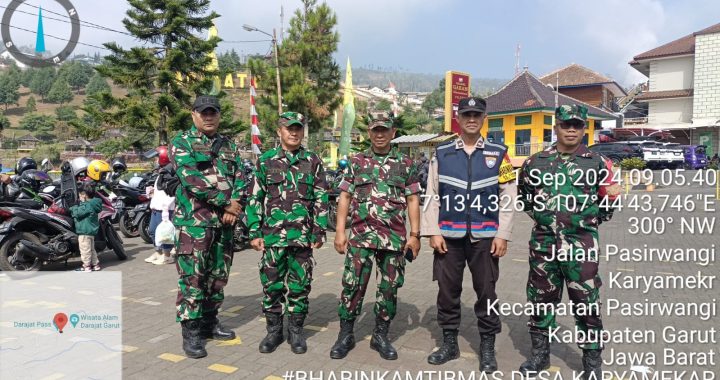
left=85, top=72, right=112, bottom=97
left=26, top=96, right=37, bottom=112
left=248, top=0, right=341, bottom=134
left=29, top=67, right=55, bottom=101
left=95, top=0, right=224, bottom=144
left=47, top=77, right=74, bottom=104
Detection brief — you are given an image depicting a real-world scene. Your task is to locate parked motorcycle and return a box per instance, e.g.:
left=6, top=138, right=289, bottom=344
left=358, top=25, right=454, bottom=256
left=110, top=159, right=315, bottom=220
left=0, top=163, right=127, bottom=271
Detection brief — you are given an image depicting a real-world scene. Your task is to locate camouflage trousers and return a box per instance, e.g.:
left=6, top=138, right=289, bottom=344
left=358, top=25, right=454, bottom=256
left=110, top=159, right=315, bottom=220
left=338, top=246, right=406, bottom=322
left=260, top=247, right=314, bottom=315
left=526, top=249, right=603, bottom=349
left=175, top=226, right=234, bottom=322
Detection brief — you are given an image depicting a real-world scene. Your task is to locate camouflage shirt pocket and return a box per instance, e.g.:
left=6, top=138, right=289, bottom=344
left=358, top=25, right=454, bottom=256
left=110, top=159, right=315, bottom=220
left=266, top=170, right=285, bottom=200
left=386, top=179, right=407, bottom=206
left=353, top=177, right=373, bottom=202
left=296, top=172, right=315, bottom=200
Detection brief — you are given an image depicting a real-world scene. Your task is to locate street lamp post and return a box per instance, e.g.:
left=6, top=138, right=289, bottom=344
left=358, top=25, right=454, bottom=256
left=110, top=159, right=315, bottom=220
left=243, top=24, right=282, bottom=115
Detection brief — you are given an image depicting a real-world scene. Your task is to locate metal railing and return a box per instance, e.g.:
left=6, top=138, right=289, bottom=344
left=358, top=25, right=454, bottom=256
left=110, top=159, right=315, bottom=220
left=509, top=142, right=550, bottom=157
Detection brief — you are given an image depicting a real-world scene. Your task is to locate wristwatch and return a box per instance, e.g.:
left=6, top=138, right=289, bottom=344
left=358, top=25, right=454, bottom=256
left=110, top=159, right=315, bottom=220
left=409, top=231, right=421, bottom=238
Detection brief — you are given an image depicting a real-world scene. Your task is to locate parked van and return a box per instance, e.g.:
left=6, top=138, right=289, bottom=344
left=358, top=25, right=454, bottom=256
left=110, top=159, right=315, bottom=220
left=680, top=145, right=708, bottom=169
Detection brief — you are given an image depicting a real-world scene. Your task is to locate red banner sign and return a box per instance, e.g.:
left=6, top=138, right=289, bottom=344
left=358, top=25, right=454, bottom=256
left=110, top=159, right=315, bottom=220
left=444, top=71, right=471, bottom=134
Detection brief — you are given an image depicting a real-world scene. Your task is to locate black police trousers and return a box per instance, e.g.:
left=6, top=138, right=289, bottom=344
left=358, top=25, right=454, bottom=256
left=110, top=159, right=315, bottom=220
left=433, top=236, right=501, bottom=334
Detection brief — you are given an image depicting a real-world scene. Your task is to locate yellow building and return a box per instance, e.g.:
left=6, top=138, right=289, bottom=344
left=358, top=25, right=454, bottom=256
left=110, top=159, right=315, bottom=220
left=481, top=70, right=616, bottom=166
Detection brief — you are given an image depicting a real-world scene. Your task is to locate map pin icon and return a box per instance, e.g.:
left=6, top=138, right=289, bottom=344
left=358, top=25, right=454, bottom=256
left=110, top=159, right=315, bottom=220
left=53, top=313, right=68, bottom=333
left=69, top=314, right=80, bottom=328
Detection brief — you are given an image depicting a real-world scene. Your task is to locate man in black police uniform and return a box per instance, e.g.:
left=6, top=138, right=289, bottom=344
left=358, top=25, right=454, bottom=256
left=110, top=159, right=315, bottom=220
left=421, top=97, right=517, bottom=373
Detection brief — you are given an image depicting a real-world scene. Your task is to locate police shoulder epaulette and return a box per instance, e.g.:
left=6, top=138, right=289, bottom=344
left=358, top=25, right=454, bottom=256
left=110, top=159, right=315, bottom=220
left=437, top=140, right=455, bottom=151
left=484, top=141, right=507, bottom=151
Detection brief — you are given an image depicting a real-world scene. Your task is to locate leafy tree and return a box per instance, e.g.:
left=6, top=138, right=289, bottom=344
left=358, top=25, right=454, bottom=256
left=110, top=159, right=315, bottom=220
left=26, top=96, right=37, bottom=112
left=65, top=62, right=94, bottom=92
left=85, top=72, right=112, bottom=96
left=29, top=67, right=56, bottom=101
left=31, top=144, right=62, bottom=163
left=96, top=0, right=222, bottom=144
left=47, top=77, right=74, bottom=104
left=0, top=73, right=20, bottom=110
left=95, top=139, right=129, bottom=158
left=374, top=99, right=392, bottom=112
left=21, top=68, right=36, bottom=87
left=422, top=78, right=445, bottom=114
left=249, top=0, right=341, bottom=134
left=55, top=105, right=78, bottom=122
left=0, top=113, right=10, bottom=130
left=19, top=113, right=56, bottom=132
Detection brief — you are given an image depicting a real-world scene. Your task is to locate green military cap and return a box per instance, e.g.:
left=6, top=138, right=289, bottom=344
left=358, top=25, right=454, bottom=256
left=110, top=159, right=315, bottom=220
left=556, top=104, right=588, bottom=123
left=279, top=111, right=306, bottom=128
left=368, top=111, right=395, bottom=130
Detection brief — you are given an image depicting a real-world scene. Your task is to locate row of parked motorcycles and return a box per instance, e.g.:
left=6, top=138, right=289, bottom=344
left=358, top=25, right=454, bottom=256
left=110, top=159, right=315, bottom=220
left=0, top=154, right=255, bottom=272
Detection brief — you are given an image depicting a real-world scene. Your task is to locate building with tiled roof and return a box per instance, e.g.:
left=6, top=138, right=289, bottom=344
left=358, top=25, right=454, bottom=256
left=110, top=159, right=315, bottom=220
left=628, top=22, right=720, bottom=153
left=481, top=70, right=617, bottom=165
left=540, top=63, right=626, bottom=111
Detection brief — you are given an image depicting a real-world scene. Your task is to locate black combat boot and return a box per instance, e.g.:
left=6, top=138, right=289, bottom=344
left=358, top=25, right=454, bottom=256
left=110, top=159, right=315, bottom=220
left=369, top=317, right=397, bottom=360
left=286, top=313, right=307, bottom=354
left=427, top=329, right=460, bottom=364
left=330, top=319, right=356, bottom=359
left=200, top=310, right=236, bottom=340
left=258, top=312, right=284, bottom=353
left=582, top=349, right=602, bottom=380
left=519, top=332, right=551, bottom=374
left=479, top=334, right=498, bottom=373
left=181, top=320, right=207, bottom=359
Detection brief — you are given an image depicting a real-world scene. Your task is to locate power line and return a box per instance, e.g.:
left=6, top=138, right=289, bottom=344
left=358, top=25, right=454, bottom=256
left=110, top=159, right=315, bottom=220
left=16, top=1, right=133, bottom=37
left=0, top=4, right=133, bottom=37
left=0, top=21, right=109, bottom=51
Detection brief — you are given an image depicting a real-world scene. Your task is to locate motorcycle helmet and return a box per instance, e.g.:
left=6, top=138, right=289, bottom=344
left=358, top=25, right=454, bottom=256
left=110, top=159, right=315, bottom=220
left=111, top=157, right=127, bottom=173
left=70, top=157, right=90, bottom=177
left=157, top=146, right=170, bottom=166
left=19, top=169, right=52, bottom=191
left=15, top=157, right=37, bottom=176
left=338, top=158, right=348, bottom=170
left=87, top=159, right=112, bottom=181
left=128, top=175, right=144, bottom=188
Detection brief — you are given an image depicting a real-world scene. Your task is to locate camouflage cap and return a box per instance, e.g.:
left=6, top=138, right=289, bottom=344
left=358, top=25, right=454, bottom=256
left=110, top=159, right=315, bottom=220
left=556, top=104, right=588, bottom=123
left=279, top=111, right=306, bottom=128
left=368, top=111, right=395, bottom=130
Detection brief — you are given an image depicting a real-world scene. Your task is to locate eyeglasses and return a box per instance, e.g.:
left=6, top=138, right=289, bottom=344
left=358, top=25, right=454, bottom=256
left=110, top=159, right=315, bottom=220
left=557, top=122, right=586, bottom=130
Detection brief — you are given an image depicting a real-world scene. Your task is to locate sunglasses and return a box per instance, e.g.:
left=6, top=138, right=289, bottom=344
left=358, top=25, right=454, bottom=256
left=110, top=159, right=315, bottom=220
left=557, top=121, right=586, bottom=130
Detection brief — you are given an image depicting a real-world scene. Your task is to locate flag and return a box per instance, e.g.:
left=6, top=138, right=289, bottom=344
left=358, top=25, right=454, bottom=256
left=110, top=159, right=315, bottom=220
left=338, top=57, right=355, bottom=158
left=206, top=23, right=222, bottom=95
left=250, top=76, right=262, bottom=155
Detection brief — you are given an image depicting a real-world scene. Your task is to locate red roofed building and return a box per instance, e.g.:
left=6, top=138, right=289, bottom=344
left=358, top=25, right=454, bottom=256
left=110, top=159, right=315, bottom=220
left=540, top=63, right=626, bottom=112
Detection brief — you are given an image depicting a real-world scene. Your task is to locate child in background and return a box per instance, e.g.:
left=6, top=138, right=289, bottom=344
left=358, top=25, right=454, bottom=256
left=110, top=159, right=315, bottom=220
left=71, top=184, right=103, bottom=272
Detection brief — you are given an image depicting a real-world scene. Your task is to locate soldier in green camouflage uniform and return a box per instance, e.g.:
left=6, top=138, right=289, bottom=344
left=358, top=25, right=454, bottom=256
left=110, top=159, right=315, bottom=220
left=247, top=111, right=328, bottom=355
left=171, top=95, right=247, bottom=359
left=517, top=104, right=620, bottom=378
left=329, top=111, right=422, bottom=361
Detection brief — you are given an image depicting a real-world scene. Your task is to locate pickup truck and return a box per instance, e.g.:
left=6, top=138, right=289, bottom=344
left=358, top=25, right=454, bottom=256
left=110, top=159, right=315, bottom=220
left=622, top=141, right=684, bottom=168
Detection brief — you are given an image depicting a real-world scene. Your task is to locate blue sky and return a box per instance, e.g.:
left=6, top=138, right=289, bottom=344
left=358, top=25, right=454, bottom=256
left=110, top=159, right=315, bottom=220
left=3, top=0, right=719, bottom=87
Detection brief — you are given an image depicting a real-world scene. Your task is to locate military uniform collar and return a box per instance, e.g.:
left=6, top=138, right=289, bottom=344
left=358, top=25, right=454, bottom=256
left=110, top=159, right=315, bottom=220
left=540, top=144, right=591, bottom=159
left=274, top=145, right=307, bottom=160
left=189, top=125, right=221, bottom=141
left=454, top=135, right=485, bottom=150
left=365, top=146, right=400, bottom=161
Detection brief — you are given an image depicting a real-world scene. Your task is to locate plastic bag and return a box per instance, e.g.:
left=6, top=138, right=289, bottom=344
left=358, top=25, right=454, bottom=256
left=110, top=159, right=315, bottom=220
left=155, top=220, right=175, bottom=246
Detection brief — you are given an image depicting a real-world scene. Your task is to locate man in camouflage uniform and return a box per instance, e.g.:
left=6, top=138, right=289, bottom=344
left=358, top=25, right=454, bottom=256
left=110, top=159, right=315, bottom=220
left=329, top=111, right=422, bottom=361
left=171, top=95, right=246, bottom=359
left=518, top=104, right=620, bottom=379
left=247, top=111, right=328, bottom=355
